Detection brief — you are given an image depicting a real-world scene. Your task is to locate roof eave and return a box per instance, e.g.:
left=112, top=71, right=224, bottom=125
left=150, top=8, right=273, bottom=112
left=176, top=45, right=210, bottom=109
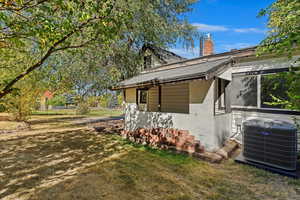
left=112, top=59, right=233, bottom=90
left=111, top=74, right=206, bottom=90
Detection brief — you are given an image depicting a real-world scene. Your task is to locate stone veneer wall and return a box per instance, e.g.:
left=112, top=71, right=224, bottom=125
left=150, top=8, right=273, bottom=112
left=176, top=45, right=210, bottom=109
left=93, top=120, right=240, bottom=163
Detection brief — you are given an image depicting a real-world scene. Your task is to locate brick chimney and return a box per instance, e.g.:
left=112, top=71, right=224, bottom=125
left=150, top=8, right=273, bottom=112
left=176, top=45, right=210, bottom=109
left=203, top=33, right=214, bottom=56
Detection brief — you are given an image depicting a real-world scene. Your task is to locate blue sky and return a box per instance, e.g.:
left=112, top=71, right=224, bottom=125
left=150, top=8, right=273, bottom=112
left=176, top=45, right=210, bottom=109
left=170, top=0, right=275, bottom=58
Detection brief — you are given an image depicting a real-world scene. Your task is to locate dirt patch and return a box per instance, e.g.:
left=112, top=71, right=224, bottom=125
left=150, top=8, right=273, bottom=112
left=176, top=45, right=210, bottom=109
left=0, top=116, right=10, bottom=121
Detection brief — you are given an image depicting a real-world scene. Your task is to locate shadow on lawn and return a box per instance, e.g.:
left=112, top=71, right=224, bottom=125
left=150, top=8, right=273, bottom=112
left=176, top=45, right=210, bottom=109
left=29, top=116, right=85, bottom=125
left=0, top=129, right=128, bottom=200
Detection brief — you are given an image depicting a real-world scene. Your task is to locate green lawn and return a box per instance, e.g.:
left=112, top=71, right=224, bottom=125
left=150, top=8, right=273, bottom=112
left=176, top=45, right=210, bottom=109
left=32, top=108, right=123, bottom=117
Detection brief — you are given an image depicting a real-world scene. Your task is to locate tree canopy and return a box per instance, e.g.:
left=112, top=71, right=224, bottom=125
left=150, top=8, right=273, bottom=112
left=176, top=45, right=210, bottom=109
left=258, top=0, right=300, bottom=110
left=0, top=0, right=198, bottom=99
left=258, top=0, right=300, bottom=56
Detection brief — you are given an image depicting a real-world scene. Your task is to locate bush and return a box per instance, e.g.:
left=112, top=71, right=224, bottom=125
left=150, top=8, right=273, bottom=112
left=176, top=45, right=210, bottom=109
left=47, top=95, right=67, bottom=106
left=117, top=93, right=123, bottom=106
left=4, top=78, right=43, bottom=121
left=0, top=104, right=6, bottom=112
left=76, top=102, right=90, bottom=115
left=5, top=94, right=34, bottom=121
left=99, top=95, right=110, bottom=108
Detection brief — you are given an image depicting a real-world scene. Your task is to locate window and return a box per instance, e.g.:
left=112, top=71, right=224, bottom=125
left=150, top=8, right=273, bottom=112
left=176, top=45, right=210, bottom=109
left=136, top=84, right=189, bottom=114
left=137, top=89, right=148, bottom=111
left=231, top=70, right=295, bottom=112
left=144, top=55, right=152, bottom=69
left=261, top=73, right=289, bottom=109
left=231, top=75, right=257, bottom=107
left=215, top=78, right=230, bottom=114
left=217, top=79, right=228, bottom=109
left=139, top=90, right=148, bottom=104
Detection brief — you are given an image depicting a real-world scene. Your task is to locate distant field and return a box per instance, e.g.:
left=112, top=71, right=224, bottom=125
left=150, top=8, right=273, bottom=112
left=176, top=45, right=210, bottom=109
left=32, top=108, right=123, bottom=117
left=0, top=108, right=123, bottom=130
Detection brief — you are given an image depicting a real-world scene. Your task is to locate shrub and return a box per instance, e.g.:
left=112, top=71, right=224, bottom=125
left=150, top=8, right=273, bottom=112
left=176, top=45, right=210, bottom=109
left=0, top=103, right=6, bottom=112
left=76, top=102, right=90, bottom=115
left=99, top=95, right=110, bottom=108
left=117, top=93, right=123, bottom=106
left=4, top=76, right=43, bottom=121
left=47, top=95, right=67, bottom=106
left=5, top=92, right=36, bottom=121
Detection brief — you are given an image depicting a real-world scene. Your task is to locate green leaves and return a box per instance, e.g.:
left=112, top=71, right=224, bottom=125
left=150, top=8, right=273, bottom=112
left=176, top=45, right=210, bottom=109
left=258, top=0, right=300, bottom=56
left=258, top=0, right=300, bottom=111
left=0, top=0, right=198, bottom=99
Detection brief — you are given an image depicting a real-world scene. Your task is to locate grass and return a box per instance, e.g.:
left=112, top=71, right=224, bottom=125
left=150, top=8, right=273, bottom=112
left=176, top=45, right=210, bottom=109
left=0, top=113, right=20, bottom=130
left=31, top=140, right=300, bottom=200
left=0, top=121, right=22, bottom=130
left=32, top=108, right=123, bottom=117
left=1, top=115, right=300, bottom=200
left=1, top=108, right=123, bottom=131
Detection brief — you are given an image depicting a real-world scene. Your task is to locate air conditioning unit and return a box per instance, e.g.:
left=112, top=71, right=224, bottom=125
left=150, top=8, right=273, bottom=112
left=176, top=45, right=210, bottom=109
left=243, top=118, right=298, bottom=171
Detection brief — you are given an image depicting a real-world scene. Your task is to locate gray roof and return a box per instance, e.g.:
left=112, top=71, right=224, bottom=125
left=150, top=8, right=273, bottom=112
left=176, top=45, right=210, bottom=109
left=116, top=57, right=232, bottom=89
left=235, top=55, right=300, bottom=68
left=142, top=45, right=186, bottom=65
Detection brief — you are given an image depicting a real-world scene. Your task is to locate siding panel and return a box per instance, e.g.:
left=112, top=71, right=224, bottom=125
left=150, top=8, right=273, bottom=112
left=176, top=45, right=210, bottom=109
left=148, top=86, right=159, bottom=112
left=125, top=88, right=136, bottom=103
left=161, top=83, right=189, bottom=113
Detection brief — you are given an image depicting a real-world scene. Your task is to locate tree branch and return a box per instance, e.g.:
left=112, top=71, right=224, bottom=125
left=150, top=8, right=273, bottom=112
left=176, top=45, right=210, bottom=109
left=52, top=39, right=94, bottom=52
left=0, top=16, right=105, bottom=99
left=0, top=0, right=49, bottom=11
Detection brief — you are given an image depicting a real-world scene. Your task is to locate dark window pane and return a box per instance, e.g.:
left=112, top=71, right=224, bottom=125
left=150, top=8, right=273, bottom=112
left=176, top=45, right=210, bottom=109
left=144, top=56, right=151, bottom=69
left=261, top=74, right=289, bottom=109
left=231, top=76, right=257, bottom=107
left=139, top=90, right=147, bottom=104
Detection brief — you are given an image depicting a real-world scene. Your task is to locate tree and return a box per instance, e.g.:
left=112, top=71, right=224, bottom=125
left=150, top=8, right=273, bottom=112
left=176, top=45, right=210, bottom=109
left=258, top=0, right=300, bottom=110
left=0, top=0, right=198, bottom=99
left=2, top=71, right=45, bottom=121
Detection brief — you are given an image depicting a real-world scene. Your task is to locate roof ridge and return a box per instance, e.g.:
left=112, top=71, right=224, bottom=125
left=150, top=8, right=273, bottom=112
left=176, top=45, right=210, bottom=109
left=141, top=56, right=231, bottom=75
left=148, top=46, right=257, bottom=70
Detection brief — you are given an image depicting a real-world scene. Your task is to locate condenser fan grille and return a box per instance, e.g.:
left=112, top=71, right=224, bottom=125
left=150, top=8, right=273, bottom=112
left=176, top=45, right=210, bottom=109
left=243, top=119, right=297, bottom=171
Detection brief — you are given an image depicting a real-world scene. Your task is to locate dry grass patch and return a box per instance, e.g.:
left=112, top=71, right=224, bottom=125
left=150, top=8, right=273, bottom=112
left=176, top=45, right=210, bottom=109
left=0, top=114, right=300, bottom=200
left=33, top=143, right=300, bottom=200
left=0, top=130, right=128, bottom=200
left=0, top=121, right=22, bottom=130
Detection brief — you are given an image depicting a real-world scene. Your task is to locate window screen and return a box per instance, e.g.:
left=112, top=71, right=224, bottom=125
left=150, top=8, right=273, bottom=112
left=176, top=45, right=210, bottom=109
left=231, top=75, right=257, bottom=107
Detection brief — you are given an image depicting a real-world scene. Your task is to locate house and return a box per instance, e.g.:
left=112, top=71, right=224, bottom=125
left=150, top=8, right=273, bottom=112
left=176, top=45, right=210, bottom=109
left=141, top=44, right=186, bottom=69
left=40, top=91, right=54, bottom=111
left=113, top=37, right=300, bottom=153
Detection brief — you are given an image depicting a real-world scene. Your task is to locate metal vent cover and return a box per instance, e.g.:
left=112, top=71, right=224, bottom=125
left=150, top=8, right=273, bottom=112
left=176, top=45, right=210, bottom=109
left=243, top=118, right=297, bottom=171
